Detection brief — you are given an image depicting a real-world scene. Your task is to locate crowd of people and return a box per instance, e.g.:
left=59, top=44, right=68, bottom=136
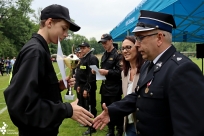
left=3, top=3, right=204, bottom=136
left=0, top=57, right=16, bottom=76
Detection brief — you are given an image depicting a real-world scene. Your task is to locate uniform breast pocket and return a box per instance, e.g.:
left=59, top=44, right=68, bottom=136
left=141, top=86, right=166, bottom=116
left=142, top=86, right=164, bottom=99
left=106, top=60, right=115, bottom=67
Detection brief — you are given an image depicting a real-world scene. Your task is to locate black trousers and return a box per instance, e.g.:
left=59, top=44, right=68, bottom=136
left=79, top=82, right=97, bottom=117
left=101, top=95, right=124, bottom=133
left=0, top=67, right=3, bottom=76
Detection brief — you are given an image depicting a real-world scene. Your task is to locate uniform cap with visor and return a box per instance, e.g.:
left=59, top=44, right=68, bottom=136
left=78, top=42, right=90, bottom=47
left=132, top=10, right=176, bottom=33
left=74, top=47, right=81, bottom=53
left=98, top=34, right=112, bottom=43
left=40, top=4, right=80, bottom=32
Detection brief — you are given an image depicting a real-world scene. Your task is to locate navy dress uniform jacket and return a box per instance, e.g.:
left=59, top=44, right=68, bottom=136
left=108, top=45, right=204, bottom=136
left=4, top=34, right=73, bottom=136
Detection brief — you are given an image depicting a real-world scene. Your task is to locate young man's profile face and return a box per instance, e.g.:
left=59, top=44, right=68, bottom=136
left=46, top=19, right=70, bottom=44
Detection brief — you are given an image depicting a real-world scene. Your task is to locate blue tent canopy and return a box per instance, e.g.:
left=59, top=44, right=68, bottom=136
left=110, top=0, right=204, bottom=42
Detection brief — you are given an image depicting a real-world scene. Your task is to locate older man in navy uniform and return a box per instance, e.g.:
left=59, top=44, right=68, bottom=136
left=93, top=10, right=204, bottom=136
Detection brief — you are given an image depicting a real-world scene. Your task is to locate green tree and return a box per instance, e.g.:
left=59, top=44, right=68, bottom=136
left=174, top=42, right=196, bottom=52
left=49, top=43, right=57, bottom=55
left=0, top=0, right=35, bottom=54
left=89, top=37, right=104, bottom=54
left=0, top=33, right=16, bottom=57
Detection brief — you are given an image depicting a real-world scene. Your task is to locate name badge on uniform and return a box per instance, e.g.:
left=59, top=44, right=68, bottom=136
left=80, top=65, right=86, bottom=69
left=109, top=58, right=113, bottom=60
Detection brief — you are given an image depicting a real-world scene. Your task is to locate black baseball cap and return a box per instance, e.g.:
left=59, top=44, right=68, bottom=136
left=132, top=10, right=176, bottom=33
left=78, top=42, right=90, bottom=47
left=98, top=34, right=112, bottom=43
left=74, top=47, right=80, bottom=53
left=40, top=4, right=80, bottom=32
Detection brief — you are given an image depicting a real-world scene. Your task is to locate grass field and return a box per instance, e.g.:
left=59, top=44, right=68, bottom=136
left=0, top=57, right=203, bottom=136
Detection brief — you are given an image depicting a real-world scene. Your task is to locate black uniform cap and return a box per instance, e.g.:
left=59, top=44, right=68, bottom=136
left=74, top=47, right=80, bottom=53
left=78, top=42, right=90, bottom=47
left=40, top=4, right=80, bottom=32
left=98, top=34, right=112, bottom=43
left=132, top=10, right=176, bottom=33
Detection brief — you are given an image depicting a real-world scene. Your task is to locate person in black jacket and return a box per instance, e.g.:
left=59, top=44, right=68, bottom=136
left=73, top=47, right=82, bottom=106
left=93, top=10, right=204, bottom=136
left=75, top=42, right=99, bottom=135
left=97, top=34, right=123, bottom=136
left=0, top=57, right=4, bottom=76
left=3, top=4, right=93, bottom=136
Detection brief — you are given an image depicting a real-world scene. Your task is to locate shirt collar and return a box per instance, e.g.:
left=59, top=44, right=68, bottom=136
left=32, top=33, right=50, bottom=55
left=153, top=45, right=172, bottom=64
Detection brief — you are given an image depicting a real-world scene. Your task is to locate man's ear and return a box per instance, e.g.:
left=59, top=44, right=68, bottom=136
left=157, top=33, right=164, bottom=47
left=45, top=18, right=52, bottom=28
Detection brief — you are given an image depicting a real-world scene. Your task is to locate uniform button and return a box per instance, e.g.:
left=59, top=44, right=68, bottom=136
left=137, top=131, right=140, bottom=134
left=137, top=119, right=139, bottom=122
left=137, top=108, right=139, bottom=111
left=150, top=92, right=153, bottom=96
left=138, top=95, right=140, bottom=98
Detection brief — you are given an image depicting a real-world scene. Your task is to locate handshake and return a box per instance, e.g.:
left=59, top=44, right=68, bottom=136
left=63, top=77, right=110, bottom=129
left=71, top=100, right=109, bottom=130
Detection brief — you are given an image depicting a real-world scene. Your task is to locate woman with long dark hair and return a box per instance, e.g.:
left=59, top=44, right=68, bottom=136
left=121, top=36, right=144, bottom=136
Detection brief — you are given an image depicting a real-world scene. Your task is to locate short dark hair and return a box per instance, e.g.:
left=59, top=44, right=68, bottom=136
left=40, top=19, right=63, bottom=28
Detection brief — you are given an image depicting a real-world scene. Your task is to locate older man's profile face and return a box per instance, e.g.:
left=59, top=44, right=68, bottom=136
left=135, top=30, right=158, bottom=61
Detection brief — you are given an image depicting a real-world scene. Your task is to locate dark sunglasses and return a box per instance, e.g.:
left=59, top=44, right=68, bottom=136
left=121, top=45, right=133, bottom=51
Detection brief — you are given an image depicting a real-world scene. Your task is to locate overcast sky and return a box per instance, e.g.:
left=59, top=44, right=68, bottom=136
left=31, top=0, right=142, bottom=41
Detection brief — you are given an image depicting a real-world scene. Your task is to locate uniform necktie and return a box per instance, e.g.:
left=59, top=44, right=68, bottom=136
left=140, top=61, right=154, bottom=82
left=147, top=61, right=154, bottom=73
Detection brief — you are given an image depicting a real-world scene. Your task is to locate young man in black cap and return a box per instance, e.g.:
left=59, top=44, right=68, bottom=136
left=4, top=4, right=94, bottom=136
left=75, top=42, right=99, bottom=135
left=93, top=10, right=204, bottom=136
left=97, top=34, right=123, bottom=136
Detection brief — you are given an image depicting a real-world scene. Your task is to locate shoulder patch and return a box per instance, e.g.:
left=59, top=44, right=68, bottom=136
left=171, top=52, right=189, bottom=65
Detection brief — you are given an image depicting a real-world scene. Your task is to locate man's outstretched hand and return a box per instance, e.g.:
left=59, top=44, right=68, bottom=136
left=71, top=99, right=94, bottom=126
left=93, top=103, right=110, bottom=130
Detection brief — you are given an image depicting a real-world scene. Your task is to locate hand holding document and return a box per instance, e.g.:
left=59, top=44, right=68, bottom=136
left=89, top=65, right=106, bottom=80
